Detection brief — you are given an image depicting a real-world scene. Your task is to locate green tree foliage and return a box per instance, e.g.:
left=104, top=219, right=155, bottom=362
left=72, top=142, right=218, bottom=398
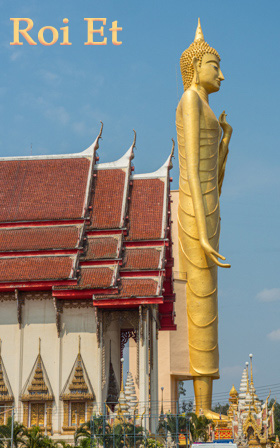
left=75, top=417, right=146, bottom=448
left=178, top=380, right=193, bottom=414
left=212, top=403, right=229, bottom=416
left=0, top=417, right=25, bottom=448
left=158, top=413, right=189, bottom=442
left=20, top=426, right=54, bottom=448
left=269, top=400, right=280, bottom=438
left=188, top=413, right=212, bottom=443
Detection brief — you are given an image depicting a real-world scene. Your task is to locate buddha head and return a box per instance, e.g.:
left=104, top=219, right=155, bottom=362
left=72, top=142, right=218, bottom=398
left=180, top=19, right=224, bottom=93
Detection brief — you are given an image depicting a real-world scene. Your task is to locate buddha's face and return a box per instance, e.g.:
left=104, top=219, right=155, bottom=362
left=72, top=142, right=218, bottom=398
left=197, top=53, right=224, bottom=93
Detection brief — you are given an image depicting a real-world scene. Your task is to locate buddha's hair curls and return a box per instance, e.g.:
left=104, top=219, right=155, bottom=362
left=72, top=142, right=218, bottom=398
left=180, top=41, right=220, bottom=91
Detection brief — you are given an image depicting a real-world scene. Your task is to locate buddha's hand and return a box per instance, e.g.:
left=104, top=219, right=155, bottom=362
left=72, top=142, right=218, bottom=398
left=200, top=238, right=231, bottom=268
left=219, top=111, right=232, bottom=140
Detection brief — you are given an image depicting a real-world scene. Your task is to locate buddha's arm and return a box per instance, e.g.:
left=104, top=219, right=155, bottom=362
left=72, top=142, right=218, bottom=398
left=182, top=91, right=230, bottom=268
left=218, top=111, right=232, bottom=195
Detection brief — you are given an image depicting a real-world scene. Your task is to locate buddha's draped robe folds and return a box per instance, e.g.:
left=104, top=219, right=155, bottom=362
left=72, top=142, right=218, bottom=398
left=176, top=90, right=222, bottom=378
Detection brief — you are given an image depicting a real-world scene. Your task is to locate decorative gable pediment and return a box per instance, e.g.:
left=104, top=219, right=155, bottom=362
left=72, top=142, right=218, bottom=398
left=20, top=345, right=53, bottom=402
left=0, top=343, right=13, bottom=403
left=60, top=352, right=95, bottom=401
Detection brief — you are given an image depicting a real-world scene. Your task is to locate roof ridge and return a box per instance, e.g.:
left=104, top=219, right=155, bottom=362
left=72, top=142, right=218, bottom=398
left=131, top=140, right=174, bottom=179
left=96, top=141, right=135, bottom=170
left=0, top=138, right=98, bottom=162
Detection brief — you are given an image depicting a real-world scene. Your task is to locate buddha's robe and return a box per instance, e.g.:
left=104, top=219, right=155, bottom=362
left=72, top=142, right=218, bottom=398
left=176, top=89, right=222, bottom=378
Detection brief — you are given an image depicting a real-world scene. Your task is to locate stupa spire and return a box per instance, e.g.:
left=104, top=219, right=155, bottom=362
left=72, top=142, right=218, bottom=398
left=246, top=361, right=249, bottom=394
left=194, top=18, right=205, bottom=42
left=115, top=359, right=129, bottom=416
left=249, top=353, right=256, bottom=394
left=124, top=372, right=138, bottom=414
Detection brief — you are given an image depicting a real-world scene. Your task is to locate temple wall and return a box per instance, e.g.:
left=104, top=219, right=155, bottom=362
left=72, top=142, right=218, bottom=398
left=0, top=298, right=21, bottom=410
left=158, top=190, right=191, bottom=404
left=0, top=296, right=155, bottom=431
left=0, top=295, right=116, bottom=433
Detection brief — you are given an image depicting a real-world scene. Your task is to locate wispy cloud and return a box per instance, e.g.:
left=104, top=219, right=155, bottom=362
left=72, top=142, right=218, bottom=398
left=256, top=288, right=280, bottom=302
left=45, top=106, right=70, bottom=125
left=10, top=51, right=21, bottom=62
left=39, top=70, right=61, bottom=86
left=221, top=365, right=242, bottom=377
left=267, top=329, right=280, bottom=341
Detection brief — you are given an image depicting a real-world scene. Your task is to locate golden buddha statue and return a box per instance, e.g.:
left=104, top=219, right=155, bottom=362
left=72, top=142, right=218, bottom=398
left=176, top=19, right=232, bottom=417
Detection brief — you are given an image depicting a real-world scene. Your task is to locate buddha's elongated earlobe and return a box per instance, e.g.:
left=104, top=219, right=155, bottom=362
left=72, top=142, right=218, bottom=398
left=192, top=57, right=199, bottom=85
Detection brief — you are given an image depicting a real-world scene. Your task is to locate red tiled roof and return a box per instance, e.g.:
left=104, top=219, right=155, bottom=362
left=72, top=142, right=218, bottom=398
left=0, top=226, right=81, bottom=252
left=0, top=256, right=74, bottom=282
left=89, top=169, right=126, bottom=229
left=78, top=266, right=116, bottom=289
left=127, top=179, right=165, bottom=240
left=117, top=278, right=159, bottom=298
left=85, top=236, right=120, bottom=260
left=0, top=158, right=90, bottom=222
left=123, top=248, right=162, bottom=270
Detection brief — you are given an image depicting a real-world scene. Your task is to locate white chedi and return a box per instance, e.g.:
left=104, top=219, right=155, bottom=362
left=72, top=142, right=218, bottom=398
left=124, top=371, right=138, bottom=415
left=115, top=386, right=130, bottom=416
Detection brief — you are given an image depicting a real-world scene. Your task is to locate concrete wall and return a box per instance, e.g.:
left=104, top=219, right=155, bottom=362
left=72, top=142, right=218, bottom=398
left=158, top=190, right=191, bottom=405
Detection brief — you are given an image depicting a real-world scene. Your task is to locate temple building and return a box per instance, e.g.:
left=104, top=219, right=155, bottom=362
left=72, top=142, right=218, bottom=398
left=0, top=125, right=176, bottom=435
left=214, top=354, right=275, bottom=448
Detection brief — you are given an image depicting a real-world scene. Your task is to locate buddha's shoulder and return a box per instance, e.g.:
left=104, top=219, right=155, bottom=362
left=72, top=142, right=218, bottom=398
left=182, top=88, right=201, bottom=103
left=178, top=89, right=202, bottom=110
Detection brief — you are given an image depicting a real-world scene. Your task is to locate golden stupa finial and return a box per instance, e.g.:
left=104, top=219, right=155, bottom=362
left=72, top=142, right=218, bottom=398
left=194, top=18, right=205, bottom=42
left=229, top=384, right=238, bottom=397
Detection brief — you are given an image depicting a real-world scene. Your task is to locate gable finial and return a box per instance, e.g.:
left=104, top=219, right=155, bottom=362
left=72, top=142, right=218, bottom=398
left=98, top=121, right=103, bottom=140
left=132, top=129, right=137, bottom=149
left=39, top=338, right=41, bottom=356
left=78, top=335, right=81, bottom=355
left=0, top=339, right=1, bottom=357
left=171, top=138, right=175, bottom=158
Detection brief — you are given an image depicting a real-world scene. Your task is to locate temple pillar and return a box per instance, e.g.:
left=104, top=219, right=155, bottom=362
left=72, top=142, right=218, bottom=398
left=95, top=308, right=103, bottom=407
left=150, top=307, right=158, bottom=433
left=139, top=307, right=149, bottom=420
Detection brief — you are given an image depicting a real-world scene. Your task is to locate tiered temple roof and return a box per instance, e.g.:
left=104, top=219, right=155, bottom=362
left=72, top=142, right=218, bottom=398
left=0, top=125, right=175, bottom=331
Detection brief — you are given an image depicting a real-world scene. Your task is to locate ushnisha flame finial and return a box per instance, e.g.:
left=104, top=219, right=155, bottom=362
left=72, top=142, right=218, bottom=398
left=194, top=18, right=205, bottom=42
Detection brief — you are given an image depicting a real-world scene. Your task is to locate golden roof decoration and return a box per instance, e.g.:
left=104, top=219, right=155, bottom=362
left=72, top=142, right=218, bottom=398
left=0, top=340, right=13, bottom=402
left=229, top=384, right=238, bottom=397
left=60, top=336, right=95, bottom=401
left=20, top=339, right=54, bottom=402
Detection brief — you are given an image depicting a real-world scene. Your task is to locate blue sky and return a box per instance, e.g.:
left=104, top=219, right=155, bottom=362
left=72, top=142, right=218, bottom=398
left=1, top=0, right=280, bottom=404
